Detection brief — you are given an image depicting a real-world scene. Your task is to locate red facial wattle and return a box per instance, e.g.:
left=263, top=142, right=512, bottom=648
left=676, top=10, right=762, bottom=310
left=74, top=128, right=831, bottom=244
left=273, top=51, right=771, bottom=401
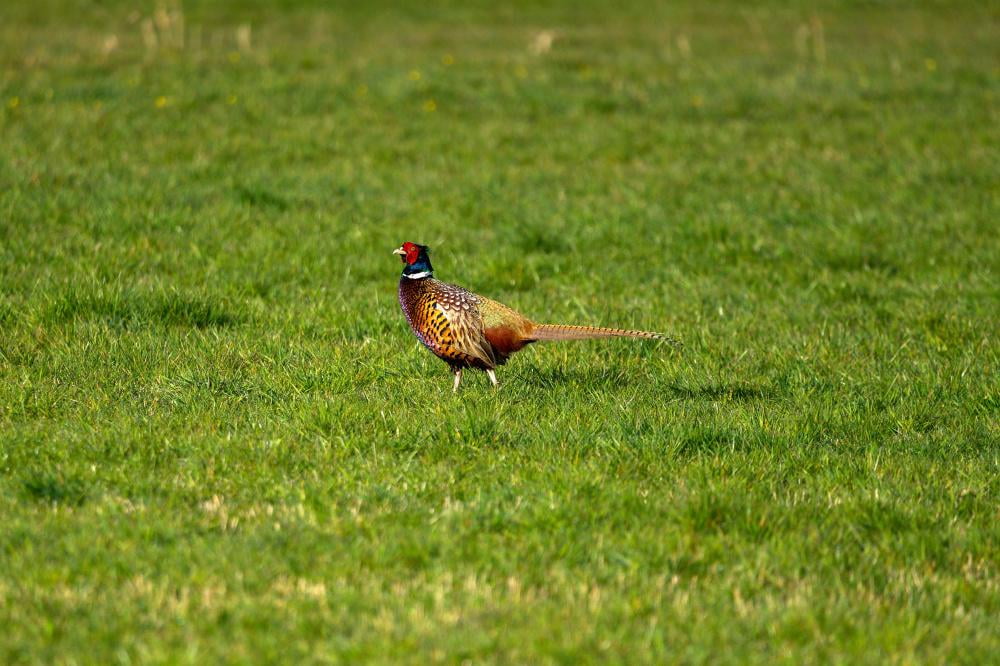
left=403, top=242, right=420, bottom=264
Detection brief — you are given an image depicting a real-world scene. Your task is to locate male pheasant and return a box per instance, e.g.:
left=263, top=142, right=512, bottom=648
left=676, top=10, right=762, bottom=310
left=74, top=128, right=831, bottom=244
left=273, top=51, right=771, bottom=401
left=394, top=242, right=678, bottom=391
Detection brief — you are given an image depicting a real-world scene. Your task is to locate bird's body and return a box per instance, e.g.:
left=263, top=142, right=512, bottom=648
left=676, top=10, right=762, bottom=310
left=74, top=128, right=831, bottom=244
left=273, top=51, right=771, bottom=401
left=393, top=242, right=677, bottom=390
left=398, top=276, right=534, bottom=371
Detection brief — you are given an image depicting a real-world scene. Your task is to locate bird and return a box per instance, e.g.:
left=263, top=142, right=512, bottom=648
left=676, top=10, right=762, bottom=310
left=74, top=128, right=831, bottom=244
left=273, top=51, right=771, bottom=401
left=393, top=242, right=679, bottom=391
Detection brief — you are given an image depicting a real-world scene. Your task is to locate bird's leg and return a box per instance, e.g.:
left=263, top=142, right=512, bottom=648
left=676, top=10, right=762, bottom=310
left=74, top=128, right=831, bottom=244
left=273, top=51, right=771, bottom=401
left=486, top=368, right=498, bottom=389
left=452, top=367, right=463, bottom=393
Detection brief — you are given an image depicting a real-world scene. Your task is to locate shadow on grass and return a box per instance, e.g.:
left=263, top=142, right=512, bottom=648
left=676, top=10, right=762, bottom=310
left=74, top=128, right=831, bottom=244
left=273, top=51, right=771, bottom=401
left=824, top=250, right=899, bottom=277
left=519, top=366, right=632, bottom=390
left=666, top=383, right=776, bottom=402
left=47, top=290, right=242, bottom=330
left=234, top=183, right=290, bottom=211
left=21, top=475, right=88, bottom=506
left=519, top=367, right=776, bottom=402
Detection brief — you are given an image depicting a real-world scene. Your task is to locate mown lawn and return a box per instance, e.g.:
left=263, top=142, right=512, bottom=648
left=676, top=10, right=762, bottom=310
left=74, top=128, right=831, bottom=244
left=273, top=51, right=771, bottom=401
left=1, top=1, right=998, bottom=663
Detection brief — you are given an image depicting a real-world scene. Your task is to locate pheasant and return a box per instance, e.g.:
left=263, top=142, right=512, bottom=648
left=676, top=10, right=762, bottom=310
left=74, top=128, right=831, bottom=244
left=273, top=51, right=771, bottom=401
left=394, top=242, right=678, bottom=391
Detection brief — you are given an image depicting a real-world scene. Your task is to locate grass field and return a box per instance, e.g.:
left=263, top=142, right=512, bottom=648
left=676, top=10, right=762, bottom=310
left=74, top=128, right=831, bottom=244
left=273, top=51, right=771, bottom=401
left=1, top=0, right=998, bottom=663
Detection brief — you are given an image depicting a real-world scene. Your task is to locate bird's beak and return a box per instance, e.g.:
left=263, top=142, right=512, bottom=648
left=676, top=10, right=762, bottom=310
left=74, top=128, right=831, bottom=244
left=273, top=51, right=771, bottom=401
left=392, top=247, right=406, bottom=256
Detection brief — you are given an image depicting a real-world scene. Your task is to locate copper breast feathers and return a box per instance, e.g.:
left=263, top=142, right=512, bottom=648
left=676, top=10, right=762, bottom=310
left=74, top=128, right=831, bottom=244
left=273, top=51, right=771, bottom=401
left=398, top=278, right=497, bottom=369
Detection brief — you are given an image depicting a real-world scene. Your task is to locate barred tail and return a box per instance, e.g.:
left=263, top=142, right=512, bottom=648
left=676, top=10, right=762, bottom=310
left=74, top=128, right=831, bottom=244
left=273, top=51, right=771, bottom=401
left=530, top=324, right=681, bottom=347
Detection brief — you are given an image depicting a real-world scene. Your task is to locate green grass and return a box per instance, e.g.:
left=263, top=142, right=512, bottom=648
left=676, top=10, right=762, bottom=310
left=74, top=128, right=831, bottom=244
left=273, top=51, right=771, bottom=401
left=1, top=0, right=998, bottom=663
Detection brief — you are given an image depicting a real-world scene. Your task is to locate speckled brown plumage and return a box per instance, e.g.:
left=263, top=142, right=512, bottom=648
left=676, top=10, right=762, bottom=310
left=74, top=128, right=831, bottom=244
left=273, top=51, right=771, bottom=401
left=398, top=276, right=535, bottom=372
left=393, top=242, right=679, bottom=390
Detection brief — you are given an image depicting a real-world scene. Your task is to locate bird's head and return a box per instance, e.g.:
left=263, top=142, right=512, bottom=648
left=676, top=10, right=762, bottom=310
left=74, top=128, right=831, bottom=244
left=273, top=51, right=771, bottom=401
left=393, top=242, right=433, bottom=279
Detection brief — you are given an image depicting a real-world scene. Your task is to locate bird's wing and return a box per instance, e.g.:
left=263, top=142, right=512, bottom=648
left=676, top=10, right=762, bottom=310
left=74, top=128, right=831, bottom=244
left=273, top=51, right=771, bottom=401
left=476, top=294, right=533, bottom=331
left=424, top=282, right=497, bottom=368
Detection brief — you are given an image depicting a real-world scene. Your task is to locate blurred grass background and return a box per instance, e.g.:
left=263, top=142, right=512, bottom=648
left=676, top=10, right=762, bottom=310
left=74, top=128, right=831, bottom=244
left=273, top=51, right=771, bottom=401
left=1, top=1, right=998, bottom=663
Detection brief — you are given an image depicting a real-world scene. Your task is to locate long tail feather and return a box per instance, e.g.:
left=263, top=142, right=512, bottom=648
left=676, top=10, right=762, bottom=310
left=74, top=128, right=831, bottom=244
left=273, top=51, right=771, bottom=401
left=530, top=324, right=681, bottom=347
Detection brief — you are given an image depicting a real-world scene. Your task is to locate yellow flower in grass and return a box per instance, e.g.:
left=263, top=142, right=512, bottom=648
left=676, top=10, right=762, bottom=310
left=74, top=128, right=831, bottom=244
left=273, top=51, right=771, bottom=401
left=154, top=96, right=170, bottom=108
left=423, top=99, right=437, bottom=113
left=7, top=96, right=19, bottom=109
left=408, top=69, right=422, bottom=81
left=442, top=54, right=455, bottom=66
